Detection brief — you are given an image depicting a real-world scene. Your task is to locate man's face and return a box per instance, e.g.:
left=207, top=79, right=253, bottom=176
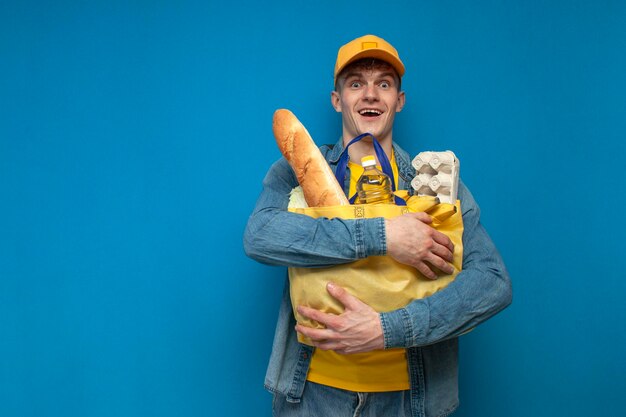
left=331, top=64, right=405, bottom=145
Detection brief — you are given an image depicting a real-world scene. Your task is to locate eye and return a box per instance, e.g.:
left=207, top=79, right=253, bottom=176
left=350, top=81, right=362, bottom=88
left=379, top=81, right=391, bottom=89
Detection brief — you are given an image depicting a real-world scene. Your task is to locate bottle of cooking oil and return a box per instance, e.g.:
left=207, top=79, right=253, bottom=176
left=356, top=155, right=394, bottom=204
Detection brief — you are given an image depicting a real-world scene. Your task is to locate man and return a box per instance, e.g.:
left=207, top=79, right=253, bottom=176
left=244, top=34, right=512, bottom=417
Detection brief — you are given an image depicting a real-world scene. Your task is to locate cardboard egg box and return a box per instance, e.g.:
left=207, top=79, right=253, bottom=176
left=411, top=151, right=460, bottom=204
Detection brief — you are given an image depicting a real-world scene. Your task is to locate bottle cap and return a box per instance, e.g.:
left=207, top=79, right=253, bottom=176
left=361, top=155, right=377, bottom=167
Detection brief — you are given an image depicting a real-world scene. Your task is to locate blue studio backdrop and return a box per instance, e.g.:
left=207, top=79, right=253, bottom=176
left=1, top=1, right=625, bottom=416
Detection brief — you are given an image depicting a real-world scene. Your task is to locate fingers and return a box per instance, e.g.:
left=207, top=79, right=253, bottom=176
left=294, top=323, right=350, bottom=354
left=415, top=262, right=438, bottom=280
left=295, top=285, right=385, bottom=354
left=297, top=305, right=339, bottom=328
left=431, top=242, right=454, bottom=263
left=401, top=228, right=454, bottom=277
left=295, top=323, right=334, bottom=342
left=296, top=283, right=362, bottom=327
left=295, top=322, right=350, bottom=353
left=294, top=306, right=347, bottom=352
left=424, top=226, right=455, bottom=275
left=425, top=252, right=455, bottom=275
left=387, top=210, right=459, bottom=278
left=411, top=212, right=432, bottom=223
left=408, top=238, right=455, bottom=278
left=296, top=307, right=383, bottom=354
left=431, top=229, right=454, bottom=253
left=295, top=307, right=345, bottom=350
left=298, top=283, right=367, bottom=319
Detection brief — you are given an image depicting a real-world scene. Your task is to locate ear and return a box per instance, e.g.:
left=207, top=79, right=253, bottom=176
left=331, top=91, right=342, bottom=112
left=396, top=91, right=406, bottom=112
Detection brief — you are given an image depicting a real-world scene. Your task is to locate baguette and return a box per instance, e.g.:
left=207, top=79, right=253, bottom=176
left=273, top=109, right=349, bottom=207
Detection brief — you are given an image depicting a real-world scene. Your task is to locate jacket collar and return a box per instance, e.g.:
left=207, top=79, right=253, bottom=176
left=327, top=138, right=345, bottom=164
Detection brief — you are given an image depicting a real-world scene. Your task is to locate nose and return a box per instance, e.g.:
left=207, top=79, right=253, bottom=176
left=363, top=82, right=379, bottom=101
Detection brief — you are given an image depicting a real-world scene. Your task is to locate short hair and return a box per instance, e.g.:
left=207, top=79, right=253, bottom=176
left=334, top=58, right=402, bottom=92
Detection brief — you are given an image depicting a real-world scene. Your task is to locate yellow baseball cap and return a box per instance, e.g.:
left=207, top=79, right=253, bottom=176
left=334, top=34, right=405, bottom=83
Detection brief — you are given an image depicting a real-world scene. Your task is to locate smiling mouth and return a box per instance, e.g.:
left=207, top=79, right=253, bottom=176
left=359, top=109, right=383, bottom=118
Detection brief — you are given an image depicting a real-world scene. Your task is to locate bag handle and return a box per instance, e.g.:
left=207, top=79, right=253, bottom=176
left=334, top=133, right=406, bottom=206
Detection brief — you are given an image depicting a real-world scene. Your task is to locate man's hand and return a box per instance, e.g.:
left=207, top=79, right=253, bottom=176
left=385, top=212, right=455, bottom=279
left=295, top=282, right=384, bottom=354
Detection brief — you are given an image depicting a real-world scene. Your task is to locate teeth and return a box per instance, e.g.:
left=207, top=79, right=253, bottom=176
left=359, top=109, right=382, bottom=115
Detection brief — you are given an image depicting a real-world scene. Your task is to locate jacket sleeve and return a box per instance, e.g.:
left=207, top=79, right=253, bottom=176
left=243, top=158, right=386, bottom=267
left=379, top=181, right=513, bottom=348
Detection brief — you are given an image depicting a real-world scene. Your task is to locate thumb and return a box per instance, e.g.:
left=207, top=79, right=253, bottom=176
left=411, top=212, right=432, bottom=223
left=327, top=282, right=362, bottom=311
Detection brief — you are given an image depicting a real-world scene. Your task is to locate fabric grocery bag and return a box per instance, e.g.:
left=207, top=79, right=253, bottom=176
left=287, top=134, right=464, bottom=346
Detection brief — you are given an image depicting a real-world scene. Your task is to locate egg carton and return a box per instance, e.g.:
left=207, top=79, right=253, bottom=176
left=411, top=151, right=460, bottom=204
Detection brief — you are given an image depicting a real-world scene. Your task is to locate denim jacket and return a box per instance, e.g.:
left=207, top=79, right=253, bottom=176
left=244, top=138, right=512, bottom=417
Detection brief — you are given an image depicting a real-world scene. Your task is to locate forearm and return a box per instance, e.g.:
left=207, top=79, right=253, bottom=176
left=380, top=182, right=512, bottom=348
left=243, top=158, right=386, bottom=267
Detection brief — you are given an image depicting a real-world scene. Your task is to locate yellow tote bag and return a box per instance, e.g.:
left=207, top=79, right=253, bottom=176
left=288, top=195, right=464, bottom=345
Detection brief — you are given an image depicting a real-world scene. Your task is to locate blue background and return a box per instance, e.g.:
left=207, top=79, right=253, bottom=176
left=2, top=1, right=625, bottom=416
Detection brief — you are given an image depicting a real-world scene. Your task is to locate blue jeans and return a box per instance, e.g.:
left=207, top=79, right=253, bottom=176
left=273, top=382, right=412, bottom=417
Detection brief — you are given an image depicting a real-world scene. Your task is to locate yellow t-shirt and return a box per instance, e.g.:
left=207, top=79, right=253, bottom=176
left=306, top=151, right=410, bottom=392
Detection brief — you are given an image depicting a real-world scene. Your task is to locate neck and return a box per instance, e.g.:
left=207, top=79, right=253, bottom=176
left=344, top=134, right=393, bottom=165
